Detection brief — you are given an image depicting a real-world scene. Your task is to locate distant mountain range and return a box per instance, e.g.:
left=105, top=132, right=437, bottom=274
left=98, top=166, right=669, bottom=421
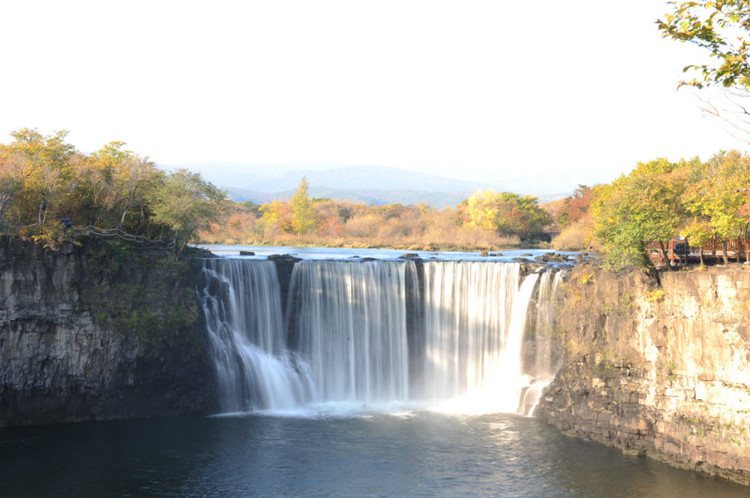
left=163, top=162, right=568, bottom=207
left=227, top=187, right=475, bottom=209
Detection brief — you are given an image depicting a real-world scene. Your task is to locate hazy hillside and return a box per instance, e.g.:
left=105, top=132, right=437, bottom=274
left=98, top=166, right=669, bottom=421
left=228, top=187, right=474, bottom=209
left=166, top=162, right=569, bottom=206
left=167, top=163, right=490, bottom=193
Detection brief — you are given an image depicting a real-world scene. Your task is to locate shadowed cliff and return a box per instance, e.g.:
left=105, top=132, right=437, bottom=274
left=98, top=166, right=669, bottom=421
left=0, top=236, right=218, bottom=426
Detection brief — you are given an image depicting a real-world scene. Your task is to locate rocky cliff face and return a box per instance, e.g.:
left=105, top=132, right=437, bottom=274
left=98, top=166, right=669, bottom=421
left=0, top=237, right=218, bottom=426
left=535, top=264, right=750, bottom=485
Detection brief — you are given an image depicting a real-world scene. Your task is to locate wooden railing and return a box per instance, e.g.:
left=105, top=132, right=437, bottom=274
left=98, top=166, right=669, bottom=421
left=649, top=237, right=750, bottom=265
left=0, top=222, right=173, bottom=250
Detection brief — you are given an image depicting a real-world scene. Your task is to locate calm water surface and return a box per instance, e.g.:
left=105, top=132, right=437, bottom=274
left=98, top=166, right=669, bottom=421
left=1, top=411, right=747, bottom=497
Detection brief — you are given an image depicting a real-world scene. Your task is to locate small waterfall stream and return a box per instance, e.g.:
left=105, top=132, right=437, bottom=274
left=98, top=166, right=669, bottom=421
left=518, top=269, right=567, bottom=415
left=198, top=257, right=566, bottom=415
left=198, top=259, right=312, bottom=412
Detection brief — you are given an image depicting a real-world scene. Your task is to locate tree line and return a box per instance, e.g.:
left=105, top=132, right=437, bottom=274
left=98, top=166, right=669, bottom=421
left=0, top=129, right=227, bottom=253
left=199, top=176, right=553, bottom=251
left=0, top=130, right=556, bottom=254
left=548, top=151, right=750, bottom=271
left=547, top=2, right=750, bottom=271
left=5, top=128, right=748, bottom=268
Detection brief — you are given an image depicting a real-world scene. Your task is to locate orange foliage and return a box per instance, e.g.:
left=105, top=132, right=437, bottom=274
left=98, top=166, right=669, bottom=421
left=200, top=197, right=528, bottom=251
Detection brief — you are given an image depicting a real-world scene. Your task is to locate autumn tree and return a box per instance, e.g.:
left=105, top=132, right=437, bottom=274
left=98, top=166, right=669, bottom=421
left=466, top=190, right=552, bottom=240
left=659, top=1, right=750, bottom=90
left=8, top=128, right=75, bottom=225
left=556, top=185, right=595, bottom=227
left=659, top=1, right=750, bottom=137
left=72, top=141, right=128, bottom=226
left=290, top=176, right=316, bottom=234
left=592, top=158, right=689, bottom=271
left=147, top=169, right=228, bottom=253
left=259, top=200, right=294, bottom=235
left=115, top=153, right=161, bottom=232
left=681, top=150, right=750, bottom=263
left=680, top=218, right=713, bottom=266
left=312, top=198, right=346, bottom=237
left=0, top=145, right=31, bottom=225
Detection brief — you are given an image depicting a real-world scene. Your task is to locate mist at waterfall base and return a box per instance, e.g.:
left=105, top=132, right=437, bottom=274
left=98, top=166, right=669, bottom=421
left=2, top=248, right=747, bottom=497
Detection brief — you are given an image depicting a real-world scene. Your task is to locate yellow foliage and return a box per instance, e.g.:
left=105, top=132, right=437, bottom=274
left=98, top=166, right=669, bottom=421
left=646, top=289, right=665, bottom=303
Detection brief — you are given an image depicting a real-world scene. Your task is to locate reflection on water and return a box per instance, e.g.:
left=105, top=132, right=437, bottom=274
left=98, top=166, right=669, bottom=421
left=1, top=412, right=747, bottom=497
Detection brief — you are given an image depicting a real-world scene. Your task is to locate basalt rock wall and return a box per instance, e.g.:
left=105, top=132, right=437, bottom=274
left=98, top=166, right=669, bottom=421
left=0, top=237, right=218, bottom=427
left=536, top=264, right=750, bottom=485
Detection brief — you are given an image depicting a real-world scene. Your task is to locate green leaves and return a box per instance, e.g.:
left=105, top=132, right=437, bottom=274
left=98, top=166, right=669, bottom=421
left=592, top=158, right=688, bottom=269
left=0, top=130, right=228, bottom=253
left=682, top=150, right=750, bottom=239
left=592, top=151, right=750, bottom=269
left=148, top=169, right=229, bottom=254
left=466, top=190, right=552, bottom=240
left=659, top=1, right=750, bottom=90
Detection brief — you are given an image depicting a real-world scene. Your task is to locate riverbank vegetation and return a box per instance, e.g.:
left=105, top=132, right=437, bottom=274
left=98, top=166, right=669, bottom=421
left=0, top=129, right=228, bottom=253
left=198, top=179, right=553, bottom=251
left=576, top=1, right=750, bottom=270
left=2, top=128, right=748, bottom=264
left=553, top=151, right=750, bottom=271
left=0, top=129, right=560, bottom=253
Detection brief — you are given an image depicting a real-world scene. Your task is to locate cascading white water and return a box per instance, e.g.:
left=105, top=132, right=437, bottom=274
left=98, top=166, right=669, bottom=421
left=519, top=269, right=567, bottom=416
left=421, top=261, right=539, bottom=414
left=288, top=260, right=413, bottom=404
left=200, top=257, right=563, bottom=416
left=199, top=259, right=313, bottom=412
left=534, top=270, right=565, bottom=381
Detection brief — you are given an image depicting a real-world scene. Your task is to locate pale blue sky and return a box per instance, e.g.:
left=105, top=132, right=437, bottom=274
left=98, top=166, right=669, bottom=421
left=0, top=0, right=746, bottom=193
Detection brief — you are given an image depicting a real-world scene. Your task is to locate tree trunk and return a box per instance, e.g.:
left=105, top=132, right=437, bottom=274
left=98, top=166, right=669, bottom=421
left=119, top=207, right=129, bottom=230
left=0, top=195, right=11, bottom=227
left=722, top=240, right=729, bottom=265
left=172, top=231, right=180, bottom=255
left=38, top=198, right=48, bottom=226
left=659, top=241, right=670, bottom=269
left=641, top=243, right=662, bottom=286
left=737, top=239, right=741, bottom=263
left=136, top=205, right=146, bottom=235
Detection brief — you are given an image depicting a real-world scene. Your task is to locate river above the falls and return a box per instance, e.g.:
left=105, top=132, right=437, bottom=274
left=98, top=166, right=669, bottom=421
left=198, top=243, right=578, bottom=263
left=1, top=411, right=747, bottom=497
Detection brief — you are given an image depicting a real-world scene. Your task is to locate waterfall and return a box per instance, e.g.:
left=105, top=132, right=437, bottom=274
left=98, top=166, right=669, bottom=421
left=519, top=269, right=567, bottom=416
left=288, top=260, right=414, bottom=404
left=420, top=262, right=539, bottom=413
left=198, top=259, right=313, bottom=412
left=199, top=257, right=564, bottom=415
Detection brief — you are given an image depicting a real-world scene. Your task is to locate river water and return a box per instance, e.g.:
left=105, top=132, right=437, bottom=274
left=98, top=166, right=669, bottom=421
left=1, top=410, right=747, bottom=497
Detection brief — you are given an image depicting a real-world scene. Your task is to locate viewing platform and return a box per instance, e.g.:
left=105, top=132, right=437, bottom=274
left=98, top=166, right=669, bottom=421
left=648, top=237, right=750, bottom=266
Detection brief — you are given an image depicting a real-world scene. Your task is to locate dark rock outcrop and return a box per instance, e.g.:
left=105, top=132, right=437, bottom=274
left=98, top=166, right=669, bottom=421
left=0, top=237, right=218, bottom=427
